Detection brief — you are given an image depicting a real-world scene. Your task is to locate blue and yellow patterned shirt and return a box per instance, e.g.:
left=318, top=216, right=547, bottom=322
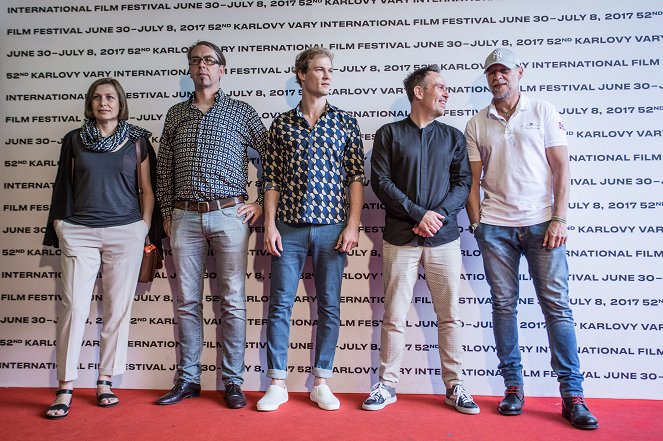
left=263, top=102, right=365, bottom=225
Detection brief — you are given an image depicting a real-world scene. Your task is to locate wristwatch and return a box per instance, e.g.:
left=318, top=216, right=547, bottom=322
left=469, top=222, right=479, bottom=234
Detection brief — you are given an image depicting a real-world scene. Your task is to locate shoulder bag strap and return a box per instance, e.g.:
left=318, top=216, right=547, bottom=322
left=135, top=139, right=150, bottom=246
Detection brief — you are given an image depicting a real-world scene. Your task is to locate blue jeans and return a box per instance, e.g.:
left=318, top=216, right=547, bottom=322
left=266, top=222, right=346, bottom=380
left=170, top=206, right=249, bottom=385
left=474, top=221, right=584, bottom=397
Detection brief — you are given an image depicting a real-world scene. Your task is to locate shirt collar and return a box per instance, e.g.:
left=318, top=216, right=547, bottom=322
left=294, top=101, right=338, bottom=119
left=406, top=116, right=439, bottom=132
left=487, top=93, right=530, bottom=119
left=188, top=89, right=226, bottom=108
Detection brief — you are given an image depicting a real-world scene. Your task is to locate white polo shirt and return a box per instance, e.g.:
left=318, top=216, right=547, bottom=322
left=465, top=94, right=568, bottom=227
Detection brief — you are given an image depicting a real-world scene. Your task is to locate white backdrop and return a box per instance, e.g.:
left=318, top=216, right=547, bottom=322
left=1, top=0, right=662, bottom=399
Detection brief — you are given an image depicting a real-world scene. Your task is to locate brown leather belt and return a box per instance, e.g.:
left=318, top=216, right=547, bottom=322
left=174, top=197, right=244, bottom=213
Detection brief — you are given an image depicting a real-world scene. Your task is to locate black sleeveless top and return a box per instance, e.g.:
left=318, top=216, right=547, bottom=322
left=66, top=137, right=147, bottom=228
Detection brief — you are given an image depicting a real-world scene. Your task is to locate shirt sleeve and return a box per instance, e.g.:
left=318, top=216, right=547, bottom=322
left=433, top=132, right=472, bottom=218
left=543, top=103, right=568, bottom=148
left=245, top=106, right=269, bottom=205
left=43, top=132, right=75, bottom=248
left=343, top=115, right=365, bottom=185
left=139, top=136, right=150, bottom=162
left=156, top=107, right=176, bottom=219
left=370, top=125, right=427, bottom=223
left=464, top=118, right=482, bottom=162
left=262, top=117, right=283, bottom=194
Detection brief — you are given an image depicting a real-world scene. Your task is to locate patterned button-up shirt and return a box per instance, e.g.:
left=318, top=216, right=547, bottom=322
left=156, top=91, right=267, bottom=218
left=263, top=102, right=365, bottom=225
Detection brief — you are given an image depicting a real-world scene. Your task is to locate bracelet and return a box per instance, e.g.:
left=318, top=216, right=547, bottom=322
left=551, top=216, right=567, bottom=224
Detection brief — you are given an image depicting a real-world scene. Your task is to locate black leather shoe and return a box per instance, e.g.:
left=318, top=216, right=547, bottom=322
left=498, top=385, right=524, bottom=415
left=562, top=396, right=599, bottom=430
left=224, top=383, right=247, bottom=409
left=155, top=380, right=201, bottom=405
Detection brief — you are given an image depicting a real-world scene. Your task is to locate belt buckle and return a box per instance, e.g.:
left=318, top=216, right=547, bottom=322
left=198, top=201, right=210, bottom=213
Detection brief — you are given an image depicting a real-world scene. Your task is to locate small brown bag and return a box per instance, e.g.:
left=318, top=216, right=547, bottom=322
left=135, top=140, right=162, bottom=283
left=139, top=242, right=163, bottom=283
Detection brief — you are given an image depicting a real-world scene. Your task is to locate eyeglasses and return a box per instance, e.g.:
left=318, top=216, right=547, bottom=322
left=188, top=56, right=221, bottom=66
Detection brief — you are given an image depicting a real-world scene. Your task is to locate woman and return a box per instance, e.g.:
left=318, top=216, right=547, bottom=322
left=43, top=78, right=162, bottom=418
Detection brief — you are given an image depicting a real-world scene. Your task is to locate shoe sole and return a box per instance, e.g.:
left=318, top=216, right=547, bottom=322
left=562, top=410, right=599, bottom=430
left=257, top=396, right=288, bottom=411
left=155, top=391, right=200, bottom=405
left=256, top=400, right=287, bottom=411
left=310, top=395, right=340, bottom=411
left=98, top=401, right=119, bottom=408
left=225, top=401, right=247, bottom=409
left=444, top=398, right=480, bottom=414
left=45, top=405, right=71, bottom=419
left=362, top=396, right=397, bottom=411
left=498, top=407, right=522, bottom=416
left=45, top=412, right=69, bottom=420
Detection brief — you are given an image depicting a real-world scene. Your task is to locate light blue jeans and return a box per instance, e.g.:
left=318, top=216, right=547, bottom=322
left=474, top=221, right=584, bottom=397
left=170, top=206, right=249, bottom=385
left=266, top=222, right=346, bottom=380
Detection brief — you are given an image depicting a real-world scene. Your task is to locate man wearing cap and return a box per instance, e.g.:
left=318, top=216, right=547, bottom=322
left=465, top=48, right=598, bottom=429
left=155, top=40, right=268, bottom=408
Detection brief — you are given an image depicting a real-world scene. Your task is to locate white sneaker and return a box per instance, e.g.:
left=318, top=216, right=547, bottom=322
left=310, top=384, right=340, bottom=411
left=257, top=385, right=288, bottom=411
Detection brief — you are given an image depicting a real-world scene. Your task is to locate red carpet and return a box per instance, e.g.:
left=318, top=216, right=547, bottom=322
left=3, top=388, right=660, bottom=440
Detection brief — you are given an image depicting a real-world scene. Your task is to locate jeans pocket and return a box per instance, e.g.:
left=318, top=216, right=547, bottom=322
left=54, top=219, right=67, bottom=236
left=171, top=208, right=185, bottom=223
left=474, top=222, right=484, bottom=240
left=140, top=220, right=150, bottom=237
left=220, top=205, right=241, bottom=218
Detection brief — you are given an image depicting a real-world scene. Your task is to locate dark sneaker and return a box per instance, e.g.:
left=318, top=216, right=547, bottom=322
left=445, top=384, right=480, bottom=415
left=562, top=396, right=599, bottom=430
left=362, top=383, right=397, bottom=411
left=498, top=385, right=524, bottom=415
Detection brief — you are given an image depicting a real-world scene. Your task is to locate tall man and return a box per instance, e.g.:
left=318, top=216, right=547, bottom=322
left=362, top=65, right=479, bottom=415
left=465, top=48, right=598, bottom=429
left=155, top=41, right=267, bottom=409
left=257, top=47, right=364, bottom=411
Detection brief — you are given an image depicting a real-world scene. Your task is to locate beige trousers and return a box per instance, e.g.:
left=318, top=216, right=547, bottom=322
left=55, top=219, right=147, bottom=381
left=379, top=239, right=464, bottom=389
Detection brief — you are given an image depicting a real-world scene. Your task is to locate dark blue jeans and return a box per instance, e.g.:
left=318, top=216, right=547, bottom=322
left=266, top=222, right=346, bottom=379
left=475, top=221, right=584, bottom=397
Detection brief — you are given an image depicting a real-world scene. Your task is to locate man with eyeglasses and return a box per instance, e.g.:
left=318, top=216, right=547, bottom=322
left=155, top=40, right=267, bottom=409
left=465, top=48, right=598, bottom=429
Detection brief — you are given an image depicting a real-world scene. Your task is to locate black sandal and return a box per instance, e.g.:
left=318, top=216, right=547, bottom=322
left=96, top=380, right=120, bottom=407
left=45, top=389, right=73, bottom=419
